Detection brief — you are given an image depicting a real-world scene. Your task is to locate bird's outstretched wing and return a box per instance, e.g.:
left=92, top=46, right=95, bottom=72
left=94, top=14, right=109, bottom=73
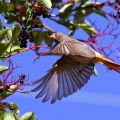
left=50, top=40, right=95, bottom=58
left=32, top=56, right=94, bottom=103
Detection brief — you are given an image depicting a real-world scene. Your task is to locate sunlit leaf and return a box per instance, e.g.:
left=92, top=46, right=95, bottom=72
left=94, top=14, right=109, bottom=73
left=59, top=3, right=73, bottom=14
left=0, top=110, right=6, bottom=120
left=0, top=28, right=9, bottom=41
left=20, top=112, right=35, bottom=120
left=4, top=112, right=17, bottom=120
left=0, top=85, right=18, bottom=100
left=37, top=0, right=52, bottom=9
left=7, top=29, right=12, bottom=41
left=0, top=41, right=11, bottom=56
left=9, top=85, right=18, bottom=92
left=0, top=65, right=8, bottom=74
left=10, top=45, right=21, bottom=53
left=26, top=1, right=33, bottom=27
left=77, top=22, right=97, bottom=35
left=73, top=0, right=81, bottom=3
left=81, top=1, right=93, bottom=7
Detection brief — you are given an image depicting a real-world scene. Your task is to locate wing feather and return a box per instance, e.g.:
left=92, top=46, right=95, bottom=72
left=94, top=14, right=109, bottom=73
left=32, top=72, right=52, bottom=92
left=32, top=56, right=94, bottom=103
left=62, top=70, right=70, bottom=97
left=67, top=72, right=78, bottom=92
left=64, top=70, right=74, bottom=95
left=58, top=71, right=64, bottom=100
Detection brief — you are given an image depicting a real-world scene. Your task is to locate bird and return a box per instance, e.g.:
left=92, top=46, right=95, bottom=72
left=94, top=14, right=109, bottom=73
left=32, top=32, right=120, bottom=104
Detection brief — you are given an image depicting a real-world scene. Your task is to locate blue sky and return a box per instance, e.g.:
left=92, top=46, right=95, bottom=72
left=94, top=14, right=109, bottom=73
left=1, top=0, right=120, bottom=120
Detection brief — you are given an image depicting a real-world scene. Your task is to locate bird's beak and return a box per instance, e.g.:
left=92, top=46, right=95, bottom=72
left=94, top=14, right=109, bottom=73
left=48, top=33, right=56, bottom=39
left=46, top=33, right=56, bottom=42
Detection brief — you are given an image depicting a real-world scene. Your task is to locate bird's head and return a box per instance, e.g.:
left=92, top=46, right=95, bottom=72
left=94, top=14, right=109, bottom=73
left=48, top=32, right=64, bottom=42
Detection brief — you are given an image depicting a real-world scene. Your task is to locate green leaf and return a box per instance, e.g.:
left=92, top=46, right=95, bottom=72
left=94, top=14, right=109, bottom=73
left=3, top=102, right=19, bottom=114
left=26, top=1, right=33, bottom=27
left=32, top=30, right=48, bottom=50
left=32, top=30, right=44, bottom=45
left=0, top=110, right=6, bottom=120
left=1, top=90, right=14, bottom=100
left=20, top=112, right=35, bottom=120
left=52, top=0, right=62, bottom=6
left=0, top=85, right=18, bottom=100
left=81, top=0, right=90, bottom=5
left=92, top=68, right=98, bottom=76
left=0, top=2, right=7, bottom=13
left=59, top=3, right=73, bottom=14
left=0, top=81, right=2, bottom=86
left=37, top=0, right=52, bottom=9
left=73, top=0, right=81, bottom=3
left=69, top=29, right=75, bottom=36
left=10, top=45, right=21, bottom=53
left=12, top=24, right=21, bottom=41
left=77, top=22, right=97, bottom=35
left=0, top=41, right=11, bottom=56
left=0, top=27, right=21, bottom=58
left=81, top=1, right=93, bottom=7
left=0, top=29, right=9, bottom=41
left=0, top=65, right=8, bottom=74
left=0, top=41, right=21, bottom=58
left=7, top=29, right=13, bottom=41
left=1, top=58, right=6, bottom=62
left=75, top=1, right=106, bottom=22
left=7, top=3, right=15, bottom=12
left=0, top=19, right=2, bottom=30
left=6, top=15, right=18, bottom=24
left=43, top=32, right=53, bottom=47
left=94, top=9, right=106, bottom=18
left=4, top=112, right=17, bottom=120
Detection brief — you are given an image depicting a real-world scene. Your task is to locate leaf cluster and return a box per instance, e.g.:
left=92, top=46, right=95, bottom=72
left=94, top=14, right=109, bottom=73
left=0, top=109, right=35, bottom=120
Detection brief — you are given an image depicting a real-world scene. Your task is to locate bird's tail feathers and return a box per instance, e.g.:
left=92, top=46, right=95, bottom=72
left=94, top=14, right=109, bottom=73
left=96, top=53, right=120, bottom=73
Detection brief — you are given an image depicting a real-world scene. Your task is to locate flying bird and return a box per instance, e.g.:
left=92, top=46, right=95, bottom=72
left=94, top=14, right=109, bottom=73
left=32, top=32, right=120, bottom=103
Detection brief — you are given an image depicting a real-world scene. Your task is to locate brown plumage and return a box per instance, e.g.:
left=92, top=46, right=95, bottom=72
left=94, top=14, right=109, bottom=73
left=32, top=32, right=120, bottom=103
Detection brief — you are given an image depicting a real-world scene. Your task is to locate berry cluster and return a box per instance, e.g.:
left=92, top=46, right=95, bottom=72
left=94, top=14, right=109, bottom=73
left=5, top=85, right=10, bottom=89
left=19, top=27, right=28, bottom=48
left=4, top=2, right=51, bottom=48
left=19, top=27, right=34, bottom=48
left=19, top=74, right=26, bottom=84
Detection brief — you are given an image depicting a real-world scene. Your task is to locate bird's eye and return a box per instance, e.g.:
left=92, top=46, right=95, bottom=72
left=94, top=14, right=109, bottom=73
left=54, top=33, right=57, bottom=36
